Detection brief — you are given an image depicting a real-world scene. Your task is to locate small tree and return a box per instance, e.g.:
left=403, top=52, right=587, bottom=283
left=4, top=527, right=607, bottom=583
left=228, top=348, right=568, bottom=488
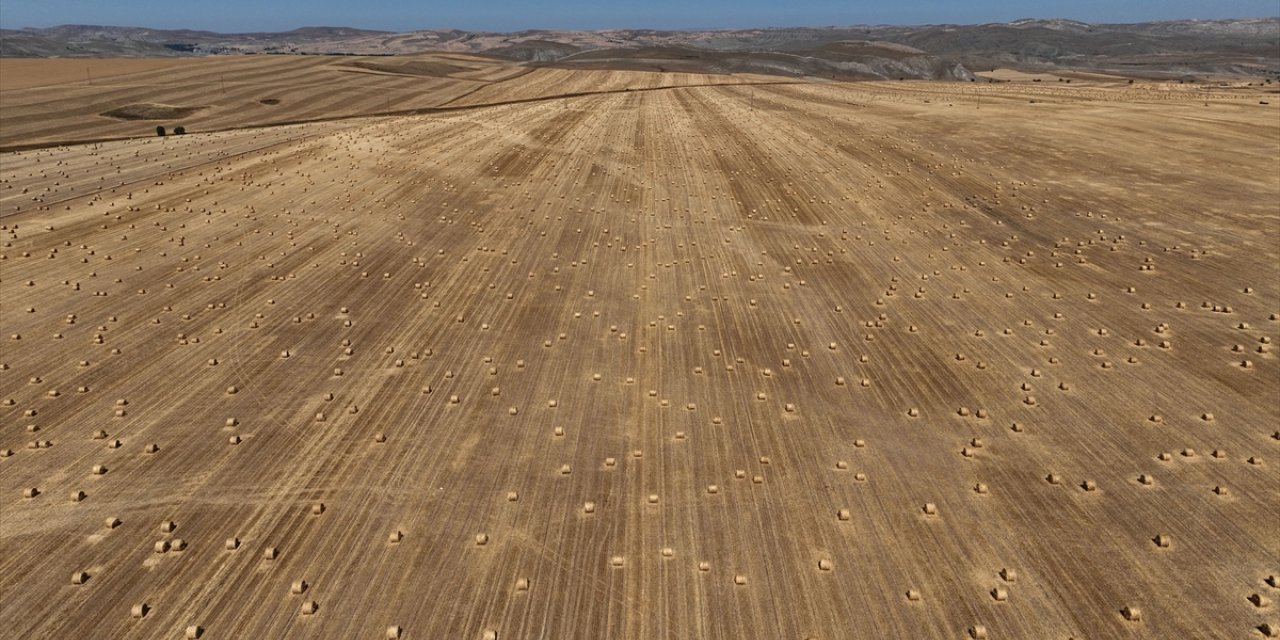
left=156, top=126, right=166, bottom=137
left=174, top=126, right=186, bottom=135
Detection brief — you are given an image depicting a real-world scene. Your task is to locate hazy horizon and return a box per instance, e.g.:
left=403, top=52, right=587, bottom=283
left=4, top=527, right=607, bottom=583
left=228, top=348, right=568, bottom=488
left=1, top=0, right=1277, bottom=33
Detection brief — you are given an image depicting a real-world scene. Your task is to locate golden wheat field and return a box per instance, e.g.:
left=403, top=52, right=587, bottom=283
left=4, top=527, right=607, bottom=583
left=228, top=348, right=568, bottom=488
left=1, top=55, right=1278, bottom=640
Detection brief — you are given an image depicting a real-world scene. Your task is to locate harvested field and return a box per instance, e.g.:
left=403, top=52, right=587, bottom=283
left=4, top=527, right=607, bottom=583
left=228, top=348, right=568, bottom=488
left=1, top=67, right=1278, bottom=640
left=0, top=58, right=197, bottom=91
left=0, top=55, right=782, bottom=149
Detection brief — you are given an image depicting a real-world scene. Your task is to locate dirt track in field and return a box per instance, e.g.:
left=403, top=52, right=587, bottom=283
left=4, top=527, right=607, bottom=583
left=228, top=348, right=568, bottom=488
left=1, top=67, right=1278, bottom=640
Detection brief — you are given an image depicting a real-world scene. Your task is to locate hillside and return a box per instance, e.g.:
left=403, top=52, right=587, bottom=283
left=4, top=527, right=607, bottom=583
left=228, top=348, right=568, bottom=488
left=3, top=18, right=1277, bottom=78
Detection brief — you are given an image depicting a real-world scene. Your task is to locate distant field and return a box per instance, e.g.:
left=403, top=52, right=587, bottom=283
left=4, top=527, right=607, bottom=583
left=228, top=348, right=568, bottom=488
left=0, top=53, right=784, bottom=148
left=0, top=58, right=197, bottom=90
left=1, top=65, right=1277, bottom=639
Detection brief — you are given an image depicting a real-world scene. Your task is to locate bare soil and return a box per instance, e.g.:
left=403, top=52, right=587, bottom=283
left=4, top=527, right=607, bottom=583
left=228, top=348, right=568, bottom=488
left=1, top=68, right=1277, bottom=640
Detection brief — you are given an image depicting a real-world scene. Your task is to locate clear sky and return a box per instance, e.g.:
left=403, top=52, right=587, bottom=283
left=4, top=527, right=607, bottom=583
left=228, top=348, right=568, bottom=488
left=1, top=0, right=1276, bottom=33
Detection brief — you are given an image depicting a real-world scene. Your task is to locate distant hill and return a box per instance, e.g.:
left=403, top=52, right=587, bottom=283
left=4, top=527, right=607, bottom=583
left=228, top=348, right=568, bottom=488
left=2, top=18, right=1276, bottom=78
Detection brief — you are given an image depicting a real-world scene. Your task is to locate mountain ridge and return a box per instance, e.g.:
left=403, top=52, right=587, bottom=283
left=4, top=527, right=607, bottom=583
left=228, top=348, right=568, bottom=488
left=2, top=18, right=1276, bottom=78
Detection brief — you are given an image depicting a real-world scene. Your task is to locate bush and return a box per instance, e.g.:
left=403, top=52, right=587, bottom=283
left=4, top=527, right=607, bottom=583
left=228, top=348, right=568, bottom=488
left=155, top=126, right=166, bottom=137
left=174, top=126, right=186, bottom=135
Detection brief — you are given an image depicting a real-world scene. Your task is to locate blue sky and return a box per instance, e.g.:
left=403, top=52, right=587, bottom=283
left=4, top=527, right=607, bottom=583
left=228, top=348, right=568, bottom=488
left=1, top=0, right=1276, bottom=32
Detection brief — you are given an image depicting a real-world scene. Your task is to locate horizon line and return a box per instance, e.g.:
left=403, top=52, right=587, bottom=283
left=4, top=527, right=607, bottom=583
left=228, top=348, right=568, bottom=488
left=5, top=15, right=1277, bottom=36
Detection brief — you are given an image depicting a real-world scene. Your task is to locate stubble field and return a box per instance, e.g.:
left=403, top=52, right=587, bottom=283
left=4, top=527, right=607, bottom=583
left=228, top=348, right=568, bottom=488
left=1, top=57, right=1278, bottom=639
